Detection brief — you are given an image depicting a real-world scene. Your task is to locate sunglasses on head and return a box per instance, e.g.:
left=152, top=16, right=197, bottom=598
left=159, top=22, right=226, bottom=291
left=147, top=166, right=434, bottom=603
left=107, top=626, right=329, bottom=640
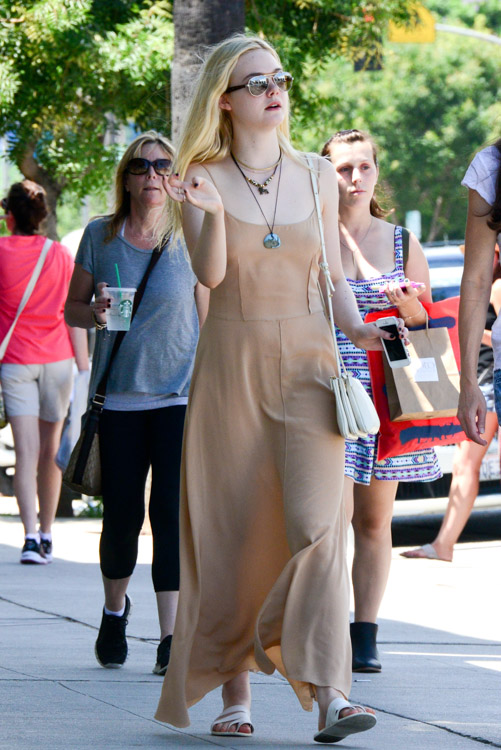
left=226, top=71, right=293, bottom=97
left=126, top=157, right=172, bottom=176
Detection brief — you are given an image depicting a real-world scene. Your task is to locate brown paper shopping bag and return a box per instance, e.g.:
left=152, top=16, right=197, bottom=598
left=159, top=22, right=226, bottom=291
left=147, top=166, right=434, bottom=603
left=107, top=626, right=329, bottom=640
left=383, top=327, right=460, bottom=422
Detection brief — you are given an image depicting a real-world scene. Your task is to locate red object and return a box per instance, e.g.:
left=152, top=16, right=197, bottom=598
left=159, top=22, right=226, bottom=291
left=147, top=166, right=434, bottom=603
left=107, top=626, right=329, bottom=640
left=366, top=297, right=467, bottom=460
left=0, top=235, right=74, bottom=364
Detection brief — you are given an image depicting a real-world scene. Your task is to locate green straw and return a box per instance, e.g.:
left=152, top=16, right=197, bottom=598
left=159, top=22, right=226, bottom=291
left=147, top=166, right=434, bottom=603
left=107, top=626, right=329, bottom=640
left=114, top=263, right=122, bottom=288
left=114, top=263, right=123, bottom=300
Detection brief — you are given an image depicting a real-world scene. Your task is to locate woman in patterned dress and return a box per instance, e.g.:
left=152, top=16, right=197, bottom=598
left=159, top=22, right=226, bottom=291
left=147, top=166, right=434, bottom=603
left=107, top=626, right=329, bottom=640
left=322, top=129, right=440, bottom=672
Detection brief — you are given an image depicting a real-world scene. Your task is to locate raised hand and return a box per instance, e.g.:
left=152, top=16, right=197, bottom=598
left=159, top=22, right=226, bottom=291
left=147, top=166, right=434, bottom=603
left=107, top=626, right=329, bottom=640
left=166, top=174, right=224, bottom=216
left=91, top=281, right=111, bottom=324
left=384, top=279, right=426, bottom=307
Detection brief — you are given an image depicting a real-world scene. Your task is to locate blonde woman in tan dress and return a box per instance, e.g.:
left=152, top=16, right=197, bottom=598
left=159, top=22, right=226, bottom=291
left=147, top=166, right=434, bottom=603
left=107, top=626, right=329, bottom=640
left=157, top=34, right=404, bottom=744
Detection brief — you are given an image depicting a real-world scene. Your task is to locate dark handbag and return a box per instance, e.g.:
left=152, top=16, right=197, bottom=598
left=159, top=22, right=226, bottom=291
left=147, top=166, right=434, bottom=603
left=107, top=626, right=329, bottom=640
left=63, top=244, right=165, bottom=495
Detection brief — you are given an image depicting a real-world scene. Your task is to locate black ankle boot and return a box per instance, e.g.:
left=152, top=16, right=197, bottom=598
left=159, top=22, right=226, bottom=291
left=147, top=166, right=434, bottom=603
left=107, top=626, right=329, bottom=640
left=350, top=621, right=381, bottom=673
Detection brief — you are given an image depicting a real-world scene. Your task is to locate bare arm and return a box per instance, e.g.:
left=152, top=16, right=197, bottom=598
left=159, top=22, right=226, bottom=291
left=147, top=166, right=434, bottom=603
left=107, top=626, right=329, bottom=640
left=167, top=168, right=226, bottom=288
left=318, top=159, right=403, bottom=350
left=67, top=326, right=90, bottom=371
left=195, top=282, right=210, bottom=328
left=458, top=189, right=498, bottom=444
left=384, top=232, right=432, bottom=327
left=65, top=263, right=109, bottom=328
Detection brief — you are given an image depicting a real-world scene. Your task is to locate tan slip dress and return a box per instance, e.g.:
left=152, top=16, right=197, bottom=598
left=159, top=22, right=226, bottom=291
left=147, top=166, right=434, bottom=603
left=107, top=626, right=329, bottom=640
left=155, top=175, right=352, bottom=727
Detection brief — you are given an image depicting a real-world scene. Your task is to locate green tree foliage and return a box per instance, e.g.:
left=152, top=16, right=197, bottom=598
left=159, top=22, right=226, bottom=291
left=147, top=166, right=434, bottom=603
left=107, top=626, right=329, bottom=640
left=0, top=0, right=173, bottom=233
left=296, top=14, right=501, bottom=240
left=0, top=0, right=417, bottom=235
left=248, top=1, right=416, bottom=136
left=427, top=0, right=501, bottom=34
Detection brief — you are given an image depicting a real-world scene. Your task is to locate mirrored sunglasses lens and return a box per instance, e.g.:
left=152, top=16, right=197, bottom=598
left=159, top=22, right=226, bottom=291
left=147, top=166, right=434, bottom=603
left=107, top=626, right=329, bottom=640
left=248, top=76, right=269, bottom=96
left=127, top=158, right=148, bottom=174
left=275, top=73, right=293, bottom=91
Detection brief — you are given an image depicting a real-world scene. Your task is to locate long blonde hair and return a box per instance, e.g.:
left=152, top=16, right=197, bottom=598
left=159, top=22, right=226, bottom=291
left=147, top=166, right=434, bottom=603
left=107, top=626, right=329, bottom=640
left=173, top=34, right=303, bottom=236
left=106, top=130, right=174, bottom=247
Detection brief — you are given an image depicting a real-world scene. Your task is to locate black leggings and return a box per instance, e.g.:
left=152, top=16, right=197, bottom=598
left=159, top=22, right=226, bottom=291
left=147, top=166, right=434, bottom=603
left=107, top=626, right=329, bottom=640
left=99, top=405, right=185, bottom=592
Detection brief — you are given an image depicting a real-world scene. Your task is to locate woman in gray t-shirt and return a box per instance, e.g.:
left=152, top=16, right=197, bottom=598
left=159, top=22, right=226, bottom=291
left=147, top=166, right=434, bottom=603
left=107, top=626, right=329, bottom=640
left=65, top=131, right=208, bottom=676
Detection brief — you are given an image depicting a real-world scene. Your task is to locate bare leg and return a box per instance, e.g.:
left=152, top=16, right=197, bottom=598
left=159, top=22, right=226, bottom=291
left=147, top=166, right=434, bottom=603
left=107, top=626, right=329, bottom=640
left=402, top=411, right=498, bottom=562
left=212, top=671, right=252, bottom=734
left=352, top=477, right=398, bottom=622
left=102, top=575, right=131, bottom=612
left=156, top=591, right=179, bottom=640
left=10, top=415, right=40, bottom=535
left=317, top=685, right=375, bottom=731
left=37, top=418, right=65, bottom=533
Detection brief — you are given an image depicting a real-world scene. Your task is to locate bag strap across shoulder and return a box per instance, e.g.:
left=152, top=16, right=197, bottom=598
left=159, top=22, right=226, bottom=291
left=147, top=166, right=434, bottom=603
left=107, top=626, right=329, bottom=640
left=401, top=227, right=410, bottom=272
left=0, top=237, right=53, bottom=361
left=92, top=241, right=167, bottom=406
left=306, top=155, right=346, bottom=377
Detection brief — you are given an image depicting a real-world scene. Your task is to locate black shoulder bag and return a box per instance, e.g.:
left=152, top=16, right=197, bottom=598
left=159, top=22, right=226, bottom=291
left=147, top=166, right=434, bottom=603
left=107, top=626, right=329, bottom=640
left=63, top=245, right=165, bottom=495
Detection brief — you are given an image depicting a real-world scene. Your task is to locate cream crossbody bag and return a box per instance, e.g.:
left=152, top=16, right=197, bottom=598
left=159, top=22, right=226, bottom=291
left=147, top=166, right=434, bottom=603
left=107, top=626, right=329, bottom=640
left=307, top=156, right=380, bottom=440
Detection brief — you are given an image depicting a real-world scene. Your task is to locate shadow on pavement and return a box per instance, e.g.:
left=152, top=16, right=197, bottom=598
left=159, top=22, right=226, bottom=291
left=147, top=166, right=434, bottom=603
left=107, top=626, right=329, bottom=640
left=392, top=507, right=501, bottom=547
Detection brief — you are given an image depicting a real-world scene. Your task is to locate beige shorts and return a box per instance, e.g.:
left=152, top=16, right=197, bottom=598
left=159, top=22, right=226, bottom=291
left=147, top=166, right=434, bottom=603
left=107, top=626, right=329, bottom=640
left=0, top=359, right=74, bottom=422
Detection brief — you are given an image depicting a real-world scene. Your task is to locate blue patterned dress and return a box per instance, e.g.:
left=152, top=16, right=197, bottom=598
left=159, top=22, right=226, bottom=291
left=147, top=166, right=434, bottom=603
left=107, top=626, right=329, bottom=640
left=336, top=226, right=441, bottom=485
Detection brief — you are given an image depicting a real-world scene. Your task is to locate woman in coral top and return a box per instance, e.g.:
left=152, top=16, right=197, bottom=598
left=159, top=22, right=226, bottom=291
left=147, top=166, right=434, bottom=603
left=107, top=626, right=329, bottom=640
left=0, top=180, right=88, bottom=565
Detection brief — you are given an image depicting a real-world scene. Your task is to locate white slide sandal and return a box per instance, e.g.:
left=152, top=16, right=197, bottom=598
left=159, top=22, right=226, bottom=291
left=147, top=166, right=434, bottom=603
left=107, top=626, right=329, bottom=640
left=210, top=703, right=254, bottom=737
left=314, top=697, right=377, bottom=743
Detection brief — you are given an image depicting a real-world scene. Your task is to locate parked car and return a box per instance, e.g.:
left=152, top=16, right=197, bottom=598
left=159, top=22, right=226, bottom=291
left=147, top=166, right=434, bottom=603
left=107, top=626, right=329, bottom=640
left=396, top=242, right=500, bottom=500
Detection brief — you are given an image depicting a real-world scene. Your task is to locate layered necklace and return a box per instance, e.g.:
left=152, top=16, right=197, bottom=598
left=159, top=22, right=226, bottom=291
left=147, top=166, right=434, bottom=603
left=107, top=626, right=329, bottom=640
left=232, top=153, right=282, bottom=195
left=231, top=150, right=283, bottom=249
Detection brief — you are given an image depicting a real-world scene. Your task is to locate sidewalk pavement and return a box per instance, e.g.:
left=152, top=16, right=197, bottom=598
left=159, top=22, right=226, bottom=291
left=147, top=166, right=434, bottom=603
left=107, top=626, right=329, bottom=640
left=1, top=505, right=500, bottom=750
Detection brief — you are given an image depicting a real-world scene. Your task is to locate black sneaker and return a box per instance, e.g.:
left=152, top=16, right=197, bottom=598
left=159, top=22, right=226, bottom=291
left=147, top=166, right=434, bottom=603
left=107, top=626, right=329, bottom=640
left=94, top=595, right=131, bottom=669
left=152, top=635, right=172, bottom=675
left=40, top=538, right=53, bottom=563
left=20, top=538, right=47, bottom=565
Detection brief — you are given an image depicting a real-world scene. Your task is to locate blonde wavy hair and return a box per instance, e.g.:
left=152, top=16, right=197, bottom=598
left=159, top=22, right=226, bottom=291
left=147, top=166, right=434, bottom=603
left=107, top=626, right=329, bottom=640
left=105, top=130, right=174, bottom=247
left=173, top=34, right=305, bottom=236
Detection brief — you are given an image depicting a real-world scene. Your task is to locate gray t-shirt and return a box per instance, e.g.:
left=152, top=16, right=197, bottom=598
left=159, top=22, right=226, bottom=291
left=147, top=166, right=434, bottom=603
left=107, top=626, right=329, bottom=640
left=76, top=217, right=199, bottom=410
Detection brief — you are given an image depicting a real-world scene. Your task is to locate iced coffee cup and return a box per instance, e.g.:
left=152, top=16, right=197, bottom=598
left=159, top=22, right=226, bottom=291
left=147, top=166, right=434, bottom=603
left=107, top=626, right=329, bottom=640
left=105, top=287, right=136, bottom=331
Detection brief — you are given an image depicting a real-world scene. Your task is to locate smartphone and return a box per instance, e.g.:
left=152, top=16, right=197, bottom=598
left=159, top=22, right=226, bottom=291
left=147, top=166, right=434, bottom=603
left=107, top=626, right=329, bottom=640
left=375, top=316, right=411, bottom=369
left=374, top=280, right=424, bottom=293
left=399, top=280, right=424, bottom=290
